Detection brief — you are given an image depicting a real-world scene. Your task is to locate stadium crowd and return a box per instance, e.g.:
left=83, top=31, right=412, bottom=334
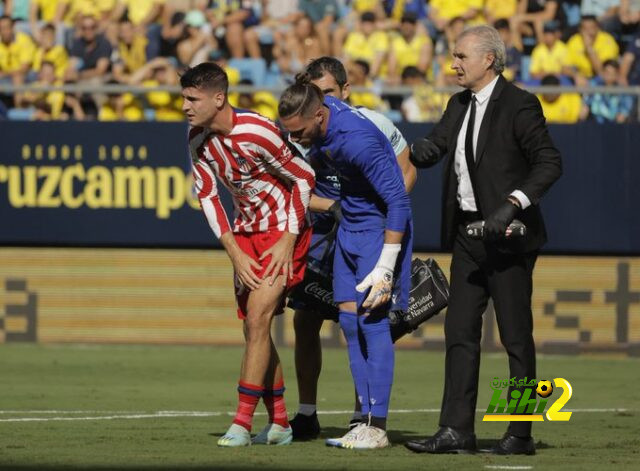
left=0, top=0, right=639, bottom=123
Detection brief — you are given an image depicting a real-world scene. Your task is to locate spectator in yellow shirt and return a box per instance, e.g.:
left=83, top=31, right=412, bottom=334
left=429, top=0, right=483, bottom=32
left=537, top=74, right=583, bottom=123
left=31, top=23, right=69, bottom=79
left=111, top=0, right=164, bottom=59
left=22, top=61, right=65, bottom=119
left=346, top=59, right=381, bottom=110
left=23, top=61, right=85, bottom=120
left=565, top=15, right=619, bottom=81
left=56, top=0, right=116, bottom=35
left=529, top=20, right=568, bottom=80
left=111, top=0, right=164, bottom=28
left=484, top=0, right=518, bottom=24
left=387, top=12, right=433, bottom=85
left=0, top=15, right=35, bottom=106
left=342, top=11, right=389, bottom=79
left=400, top=65, right=449, bottom=122
left=112, top=17, right=149, bottom=83
left=0, top=15, right=35, bottom=77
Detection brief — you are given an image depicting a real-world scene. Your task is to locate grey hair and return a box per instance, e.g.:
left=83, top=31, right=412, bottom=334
left=458, top=25, right=506, bottom=74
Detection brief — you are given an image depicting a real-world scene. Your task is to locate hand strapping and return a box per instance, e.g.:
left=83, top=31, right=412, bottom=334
left=355, top=243, right=401, bottom=311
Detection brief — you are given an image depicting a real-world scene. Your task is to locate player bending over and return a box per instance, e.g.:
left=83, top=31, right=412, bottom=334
left=279, top=75, right=412, bottom=449
left=286, top=56, right=416, bottom=440
left=182, top=62, right=315, bottom=447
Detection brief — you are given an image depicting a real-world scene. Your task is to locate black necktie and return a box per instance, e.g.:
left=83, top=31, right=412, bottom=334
left=465, top=96, right=477, bottom=168
left=464, top=96, right=482, bottom=213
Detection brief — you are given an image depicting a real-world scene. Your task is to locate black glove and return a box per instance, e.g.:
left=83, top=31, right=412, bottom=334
left=328, top=200, right=342, bottom=223
left=483, top=199, right=520, bottom=242
left=410, top=138, right=442, bottom=168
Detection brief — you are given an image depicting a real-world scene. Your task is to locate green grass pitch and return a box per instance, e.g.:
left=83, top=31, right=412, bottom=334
left=1, top=344, right=639, bottom=470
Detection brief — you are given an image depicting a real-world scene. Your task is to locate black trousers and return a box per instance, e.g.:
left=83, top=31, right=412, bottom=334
left=439, top=221, right=538, bottom=438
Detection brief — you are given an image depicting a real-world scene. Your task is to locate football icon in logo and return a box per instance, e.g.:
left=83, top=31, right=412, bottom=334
left=536, top=380, right=553, bottom=398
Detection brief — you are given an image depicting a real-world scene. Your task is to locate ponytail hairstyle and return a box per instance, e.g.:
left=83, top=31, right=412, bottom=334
left=278, top=72, right=325, bottom=119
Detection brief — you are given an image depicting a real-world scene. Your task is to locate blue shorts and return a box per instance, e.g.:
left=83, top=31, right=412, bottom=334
left=333, top=224, right=412, bottom=312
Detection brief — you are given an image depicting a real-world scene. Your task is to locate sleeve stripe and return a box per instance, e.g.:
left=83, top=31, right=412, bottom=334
left=193, top=160, right=231, bottom=238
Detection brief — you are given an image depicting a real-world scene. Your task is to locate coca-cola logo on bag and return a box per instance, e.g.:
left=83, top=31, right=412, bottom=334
left=303, top=282, right=336, bottom=306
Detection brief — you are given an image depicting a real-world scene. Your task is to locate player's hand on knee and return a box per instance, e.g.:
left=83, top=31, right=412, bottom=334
left=261, top=232, right=297, bottom=286
left=232, top=251, right=263, bottom=291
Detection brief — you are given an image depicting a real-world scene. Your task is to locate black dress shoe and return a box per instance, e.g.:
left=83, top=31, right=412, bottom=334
left=405, top=426, right=477, bottom=454
left=289, top=412, right=321, bottom=440
left=491, top=433, right=535, bottom=455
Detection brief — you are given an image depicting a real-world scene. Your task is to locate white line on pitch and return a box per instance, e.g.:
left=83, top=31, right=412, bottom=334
left=0, top=412, right=220, bottom=423
left=0, top=408, right=634, bottom=423
left=485, top=467, right=533, bottom=470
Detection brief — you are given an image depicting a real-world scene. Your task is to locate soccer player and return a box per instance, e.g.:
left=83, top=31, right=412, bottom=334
left=181, top=62, right=315, bottom=447
left=279, top=75, right=413, bottom=449
left=287, top=57, right=416, bottom=441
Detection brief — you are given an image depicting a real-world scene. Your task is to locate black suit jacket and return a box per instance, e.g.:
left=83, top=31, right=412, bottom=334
left=427, top=75, right=562, bottom=253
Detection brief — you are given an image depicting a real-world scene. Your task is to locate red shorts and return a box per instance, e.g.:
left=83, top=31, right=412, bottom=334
left=234, top=226, right=312, bottom=319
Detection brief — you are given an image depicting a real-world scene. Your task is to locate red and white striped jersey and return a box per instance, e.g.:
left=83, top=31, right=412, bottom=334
left=189, top=109, right=315, bottom=238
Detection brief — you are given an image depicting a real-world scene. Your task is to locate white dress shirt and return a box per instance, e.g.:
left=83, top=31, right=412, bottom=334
left=454, top=75, right=531, bottom=212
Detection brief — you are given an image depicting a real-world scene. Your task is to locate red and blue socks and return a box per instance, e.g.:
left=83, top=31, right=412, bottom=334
left=233, top=380, right=264, bottom=432
left=263, top=380, right=289, bottom=428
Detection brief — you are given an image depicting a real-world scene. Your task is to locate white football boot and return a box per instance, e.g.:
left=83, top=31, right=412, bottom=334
left=217, top=423, right=251, bottom=447
left=325, top=422, right=368, bottom=448
left=251, top=423, right=293, bottom=445
left=351, top=426, right=389, bottom=449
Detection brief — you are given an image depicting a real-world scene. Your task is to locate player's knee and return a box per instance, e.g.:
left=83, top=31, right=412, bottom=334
left=244, top=310, right=272, bottom=338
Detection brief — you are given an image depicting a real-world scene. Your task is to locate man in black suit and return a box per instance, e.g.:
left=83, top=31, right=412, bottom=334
left=405, top=25, right=562, bottom=455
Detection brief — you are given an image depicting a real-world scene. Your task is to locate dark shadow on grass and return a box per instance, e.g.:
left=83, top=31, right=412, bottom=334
left=476, top=438, right=554, bottom=453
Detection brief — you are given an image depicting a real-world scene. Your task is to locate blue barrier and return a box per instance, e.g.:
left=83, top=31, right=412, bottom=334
left=1, top=121, right=638, bottom=254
